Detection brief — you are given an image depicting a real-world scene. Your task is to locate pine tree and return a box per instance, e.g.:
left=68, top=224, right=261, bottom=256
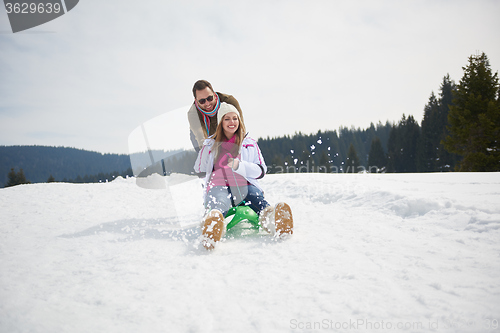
left=443, top=52, right=500, bottom=171
left=318, top=151, right=329, bottom=172
left=417, top=92, right=440, bottom=172
left=5, top=168, right=18, bottom=187
left=436, top=74, right=460, bottom=171
left=387, top=115, right=420, bottom=172
left=386, top=123, right=398, bottom=173
left=345, top=144, right=361, bottom=173
left=299, top=149, right=312, bottom=173
left=5, top=167, right=31, bottom=187
left=417, top=75, right=460, bottom=172
left=403, top=115, right=421, bottom=172
left=368, top=137, right=387, bottom=173
left=16, top=168, right=29, bottom=184
left=47, top=175, right=56, bottom=183
left=270, top=155, right=284, bottom=174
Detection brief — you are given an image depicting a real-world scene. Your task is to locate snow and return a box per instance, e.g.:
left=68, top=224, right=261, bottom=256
left=1, top=172, right=500, bottom=332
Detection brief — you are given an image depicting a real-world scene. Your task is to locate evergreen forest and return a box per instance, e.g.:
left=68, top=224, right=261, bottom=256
left=1, top=146, right=132, bottom=188
left=259, top=74, right=462, bottom=174
left=260, top=53, right=499, bottom=174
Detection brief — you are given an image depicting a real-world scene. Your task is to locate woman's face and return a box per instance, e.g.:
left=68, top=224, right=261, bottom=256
left=222, top=112, right=239, bottom=139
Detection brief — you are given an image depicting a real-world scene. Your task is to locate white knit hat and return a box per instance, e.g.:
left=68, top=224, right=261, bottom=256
left=217, top=102, right=239, bottom=125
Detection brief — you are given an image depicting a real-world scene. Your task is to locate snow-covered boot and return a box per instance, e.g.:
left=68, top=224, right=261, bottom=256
left=201, top=209, right=225, bottom=250
left=275, top=202, right=293, bottom=237
left=259, top=203, right=293, bottom=237
left=259, top=206, right=275, bottom=234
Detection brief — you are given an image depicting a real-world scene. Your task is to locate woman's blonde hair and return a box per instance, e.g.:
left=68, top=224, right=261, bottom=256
left=212, top=111, right=246, bottom=161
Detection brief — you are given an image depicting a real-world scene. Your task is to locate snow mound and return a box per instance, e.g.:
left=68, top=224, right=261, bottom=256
left=466, top=213, right=500, bottom=233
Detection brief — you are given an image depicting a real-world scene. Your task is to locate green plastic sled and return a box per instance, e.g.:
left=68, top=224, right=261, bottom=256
left=225, top=205, right=260, bottom=230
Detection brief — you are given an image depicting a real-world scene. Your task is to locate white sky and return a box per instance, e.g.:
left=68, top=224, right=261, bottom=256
left=1, top=0, right=499, bottom=154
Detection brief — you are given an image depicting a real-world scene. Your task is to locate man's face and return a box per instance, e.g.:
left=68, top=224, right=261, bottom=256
left=195, top=87, right=217, bottom=112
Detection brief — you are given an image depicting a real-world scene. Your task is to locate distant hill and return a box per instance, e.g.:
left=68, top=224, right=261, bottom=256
left=0, top=146, right=132, bottom=187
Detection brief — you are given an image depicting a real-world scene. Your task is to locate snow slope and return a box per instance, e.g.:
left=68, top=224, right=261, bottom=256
left=1, top=173, right=499, bottom=333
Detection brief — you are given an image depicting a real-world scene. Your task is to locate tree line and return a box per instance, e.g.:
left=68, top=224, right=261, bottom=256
left=258, top=122, right=392, bottom=174
left=4, top=166, right=133, bottom=188
left=260, top=52, right=499, bottom=173
left=1, top=146, right=132, bottom=188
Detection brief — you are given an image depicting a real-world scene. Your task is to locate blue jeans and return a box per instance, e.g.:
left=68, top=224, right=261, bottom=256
left=205, top=184, right=269, bottom=216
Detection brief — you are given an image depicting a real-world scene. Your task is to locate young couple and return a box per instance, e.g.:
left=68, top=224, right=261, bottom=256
left=190, top=80, right=293, bottom=250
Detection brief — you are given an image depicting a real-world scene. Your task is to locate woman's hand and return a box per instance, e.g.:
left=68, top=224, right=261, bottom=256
left=227, top=158, right=239, bottom=170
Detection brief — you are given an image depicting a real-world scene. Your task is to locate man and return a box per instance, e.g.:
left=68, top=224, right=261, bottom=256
left=188, top=80, right=244, bottom=152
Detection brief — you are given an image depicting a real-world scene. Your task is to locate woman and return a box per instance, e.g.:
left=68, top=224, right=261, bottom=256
left=194, top=102, right=293, bottom=250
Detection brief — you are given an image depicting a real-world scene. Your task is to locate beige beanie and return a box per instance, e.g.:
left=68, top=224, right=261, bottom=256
left=217, top=102, right=239, bottom=125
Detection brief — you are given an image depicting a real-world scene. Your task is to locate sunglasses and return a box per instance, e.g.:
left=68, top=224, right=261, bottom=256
left=197, top=95, right=214, bottom=105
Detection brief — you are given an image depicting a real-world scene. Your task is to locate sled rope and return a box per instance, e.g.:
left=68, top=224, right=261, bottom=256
left=222, top=154, right=245, bottom=209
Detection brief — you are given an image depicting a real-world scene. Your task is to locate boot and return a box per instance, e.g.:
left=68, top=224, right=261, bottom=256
left=275, top=202, right=293, bottom=237
left=201, top=209, right=225, bottom=250
left=259, top=203, right=293, bottom=237
left=259, top=206, right=275, bottom=234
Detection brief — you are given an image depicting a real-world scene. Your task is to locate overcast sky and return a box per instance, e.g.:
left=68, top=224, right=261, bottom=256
left=1, top=0, right=499, bottom=154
